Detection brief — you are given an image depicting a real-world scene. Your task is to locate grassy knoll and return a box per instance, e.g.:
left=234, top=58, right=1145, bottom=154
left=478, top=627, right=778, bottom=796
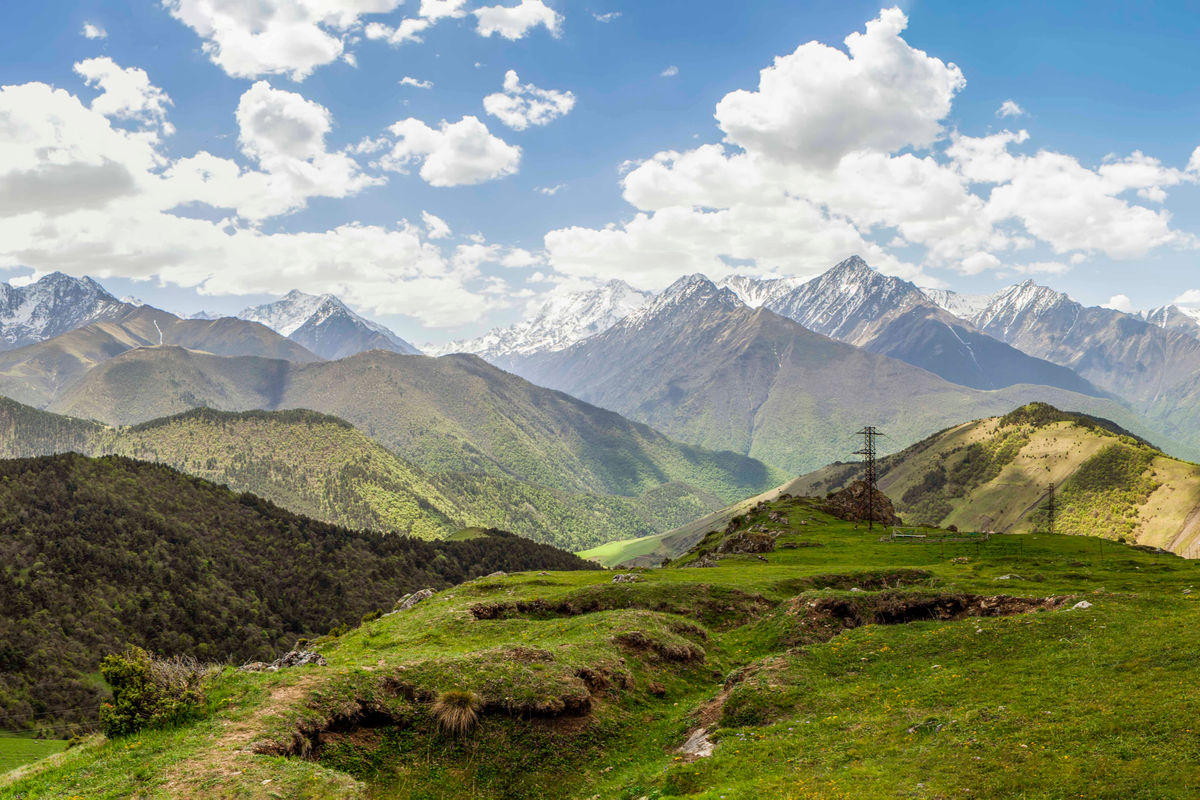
left=6, top=493, right=1200, bottom=799
left=0, top=738, right=66, bottom=776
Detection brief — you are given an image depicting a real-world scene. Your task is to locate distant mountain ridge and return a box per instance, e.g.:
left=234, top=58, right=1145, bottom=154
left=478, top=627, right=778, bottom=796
left=0, top=272, right=134, bottom=351
left=427, top=279, right=652, bottom=363
left=238, top=290, right=421, bottom=359
left=502, top=273, right=1151, bottom=474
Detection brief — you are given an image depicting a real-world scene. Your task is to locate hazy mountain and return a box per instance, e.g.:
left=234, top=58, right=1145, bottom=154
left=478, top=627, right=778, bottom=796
left=504, top=274, right=1151, bottom=474
left=238, top=290, right=420, bottom=359
left=715, top=258, right=1104, bottom=395
left=35, top=345, right=780, bottom=503
left=0, top=306, right=318, bottom=408
left=788, top=402, right=1200, bottom=558
left=920, top=286, right=995, bottom=319
left=1140, top=304, right=1200, bottom=340
left=964, top=281, right=1200, bottom=449
left=0, top=272, right=134, bottom=351
left=428, top=279, right=652, bottom=363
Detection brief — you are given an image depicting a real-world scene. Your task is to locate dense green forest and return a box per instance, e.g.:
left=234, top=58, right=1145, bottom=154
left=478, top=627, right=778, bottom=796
left=0, top=453, right=596, bottom=735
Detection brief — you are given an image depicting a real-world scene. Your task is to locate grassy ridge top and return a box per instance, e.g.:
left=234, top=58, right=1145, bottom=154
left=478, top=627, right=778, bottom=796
left=9, top=495, right=1200, bottom=798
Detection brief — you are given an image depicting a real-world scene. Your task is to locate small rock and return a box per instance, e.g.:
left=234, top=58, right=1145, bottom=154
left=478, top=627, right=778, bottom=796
left=486, top=571, right=507, bottom=579
left=538, top=571, right=549, bottom=576
left=849, top=587, right=863, bottom=593
left=1183, top=588, right=1193, bottom=595
left=1070, top=600, right=1093, bottom=610
left=677, top=728, right=714, bottom=760
left=274, top=649, right=328, bottom=668
left=395, top=588, right=436, bottom=611
left=993, top=574, right=1024, bottom=581
left=612, top=573, right=643, bottom=583
left=237, top=661, right=271, bottom=673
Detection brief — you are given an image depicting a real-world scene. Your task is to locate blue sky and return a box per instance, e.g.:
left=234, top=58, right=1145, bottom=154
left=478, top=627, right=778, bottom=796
left=1, top=1, right=1199, bottom=343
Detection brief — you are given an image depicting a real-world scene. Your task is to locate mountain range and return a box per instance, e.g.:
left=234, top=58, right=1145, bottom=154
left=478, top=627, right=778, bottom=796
left=237, top=290, right=421, bottom=360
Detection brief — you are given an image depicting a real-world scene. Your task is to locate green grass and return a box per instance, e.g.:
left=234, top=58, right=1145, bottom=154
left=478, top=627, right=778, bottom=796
left=8, top=495, right=1200, bottom=799
left=0, top=737, right=67, bottom=775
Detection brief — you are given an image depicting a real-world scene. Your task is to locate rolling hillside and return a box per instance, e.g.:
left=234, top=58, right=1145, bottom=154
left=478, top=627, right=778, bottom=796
left=788, top=403, right=1200, bottom=557
left=1, top=399, right=775, bottom=550
left=0, top=453, right=596, bottom=734
left=37, top=347, right=780, bottom=503
left=9, top=496, right=1200, bottom=798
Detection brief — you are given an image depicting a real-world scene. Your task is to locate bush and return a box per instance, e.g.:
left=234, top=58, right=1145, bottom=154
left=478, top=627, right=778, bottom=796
left=98, top=646, right=213, bottom=738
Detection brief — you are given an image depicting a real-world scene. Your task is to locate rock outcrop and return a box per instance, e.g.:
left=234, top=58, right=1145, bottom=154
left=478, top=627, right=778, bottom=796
left=822, top=480, right=900, bottom=526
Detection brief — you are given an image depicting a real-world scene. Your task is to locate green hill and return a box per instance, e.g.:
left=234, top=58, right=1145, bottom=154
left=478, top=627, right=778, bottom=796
left=788, top=403, right=1200, bottom=556
left=1, top=400, right=763, bottom=550
left=0, top=453, right=596, bottom=735
left=8, top=493, right=1200, bottom=798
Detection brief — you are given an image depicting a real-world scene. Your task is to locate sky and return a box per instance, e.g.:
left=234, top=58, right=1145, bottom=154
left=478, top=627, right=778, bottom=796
left=1, top=0, right=1199, bottom=344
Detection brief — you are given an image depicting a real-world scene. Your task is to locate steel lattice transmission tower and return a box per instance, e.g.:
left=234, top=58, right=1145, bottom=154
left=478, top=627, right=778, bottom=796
left=1041, top=482, right=1056, bottom=535
left=853, top=426, right=885, bottom=532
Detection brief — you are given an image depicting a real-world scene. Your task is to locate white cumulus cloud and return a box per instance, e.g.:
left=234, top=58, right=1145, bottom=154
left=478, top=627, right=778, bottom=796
left=74, top=57, right=173, bottom=132
left=1102, top=293, right=1135, bottom=312
left=163, top=0, right=404, bottom=80
left=82, top=22, right=107, bottom=39
left=660, top=65, right=679, bottom=77
left=400, top=76, right=434, bottom=89
left=474, top=0, right=562, bottom=39
left=380, top=115, right=521, bottom=186
left=483, top=70, right=575, bottom=130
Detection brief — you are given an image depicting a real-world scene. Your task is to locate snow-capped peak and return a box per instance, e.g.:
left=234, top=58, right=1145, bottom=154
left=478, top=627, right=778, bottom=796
left=0, top=271, right=132, bottom=351
left=764, top=256, right=926, bottom=343
left=717, top=274, right=806, bottom=308
left=237, top=290, right=420, bottom=359
left=919, top=287, right=994, bottom=320
left=971, top=281, right=1074, bottom=330
left=427, top=279, right=653, bottom=359
left=238, top=290, right=339, bottom=337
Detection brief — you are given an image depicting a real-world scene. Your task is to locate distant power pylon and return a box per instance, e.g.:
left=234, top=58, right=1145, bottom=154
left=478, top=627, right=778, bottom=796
left=1041, top=482, right=1057, bottom=535
left=854, top=426, right=885, bottom=531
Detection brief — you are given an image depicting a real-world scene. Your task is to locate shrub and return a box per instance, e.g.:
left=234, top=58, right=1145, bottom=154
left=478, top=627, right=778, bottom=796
left=431, top=689, right=483, bottom=736
left=98, top=646, right=213, bottom=738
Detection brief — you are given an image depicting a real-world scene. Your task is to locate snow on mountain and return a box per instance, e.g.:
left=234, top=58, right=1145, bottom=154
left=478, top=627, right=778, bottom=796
left=622, top=274, right=743, bottom=332
left=1140, top=304, right=1200, bottom=340
left=238, top=290, right=420, bottom=360
left=716, top=275, right=805, bottom=308
left=968, top=280, right=1078, bottom=337
left=919, top=287, right=995, bottom=320
left=0, top=272, right=133, bottom=351
left=428, top=279, right=652, bottom=359
left=764, top=256, right=928, bottom=344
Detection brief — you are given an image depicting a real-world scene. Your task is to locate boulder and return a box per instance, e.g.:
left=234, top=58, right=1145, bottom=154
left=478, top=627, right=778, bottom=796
left=395, top=588, right=436, bottom=611
left=716, top=530, right=776, bottom=555
left=239, top=649, right=327, bottom=672
left=612, top=574, right=643, bottom=583
left=822, top=480, right=900, bottom=526
left=485, top=571, right=507, bottom=579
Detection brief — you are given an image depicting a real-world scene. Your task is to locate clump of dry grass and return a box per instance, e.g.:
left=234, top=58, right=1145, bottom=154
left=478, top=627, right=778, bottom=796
left=431, top=689, right=483, bottom=736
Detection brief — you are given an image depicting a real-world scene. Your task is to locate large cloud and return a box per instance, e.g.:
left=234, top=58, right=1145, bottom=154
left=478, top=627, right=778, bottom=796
left=0, top=63, right=510, bottom=327
left=380, top=115, right=521, bottom=186
left=163, top=0, right=406, bottom=80
left=543, top=7, right=1199, bottom=289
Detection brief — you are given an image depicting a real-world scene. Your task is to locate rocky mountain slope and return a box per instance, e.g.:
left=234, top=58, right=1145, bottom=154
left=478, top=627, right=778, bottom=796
left=757, top=257, right=1104, bottom=394
left=428, top=279, right=651, bottom=365
left=0, top=272, right=134, bottom=351
left=505, top=274, right=1156, bottom=474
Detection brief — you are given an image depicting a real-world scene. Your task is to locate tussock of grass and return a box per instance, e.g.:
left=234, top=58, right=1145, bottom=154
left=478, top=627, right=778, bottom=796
left=431, top=690, right=483, bottom=737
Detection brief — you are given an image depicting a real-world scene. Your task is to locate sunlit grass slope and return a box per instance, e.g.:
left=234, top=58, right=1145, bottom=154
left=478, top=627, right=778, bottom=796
left=9, top=495, right=1200, bottom=799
